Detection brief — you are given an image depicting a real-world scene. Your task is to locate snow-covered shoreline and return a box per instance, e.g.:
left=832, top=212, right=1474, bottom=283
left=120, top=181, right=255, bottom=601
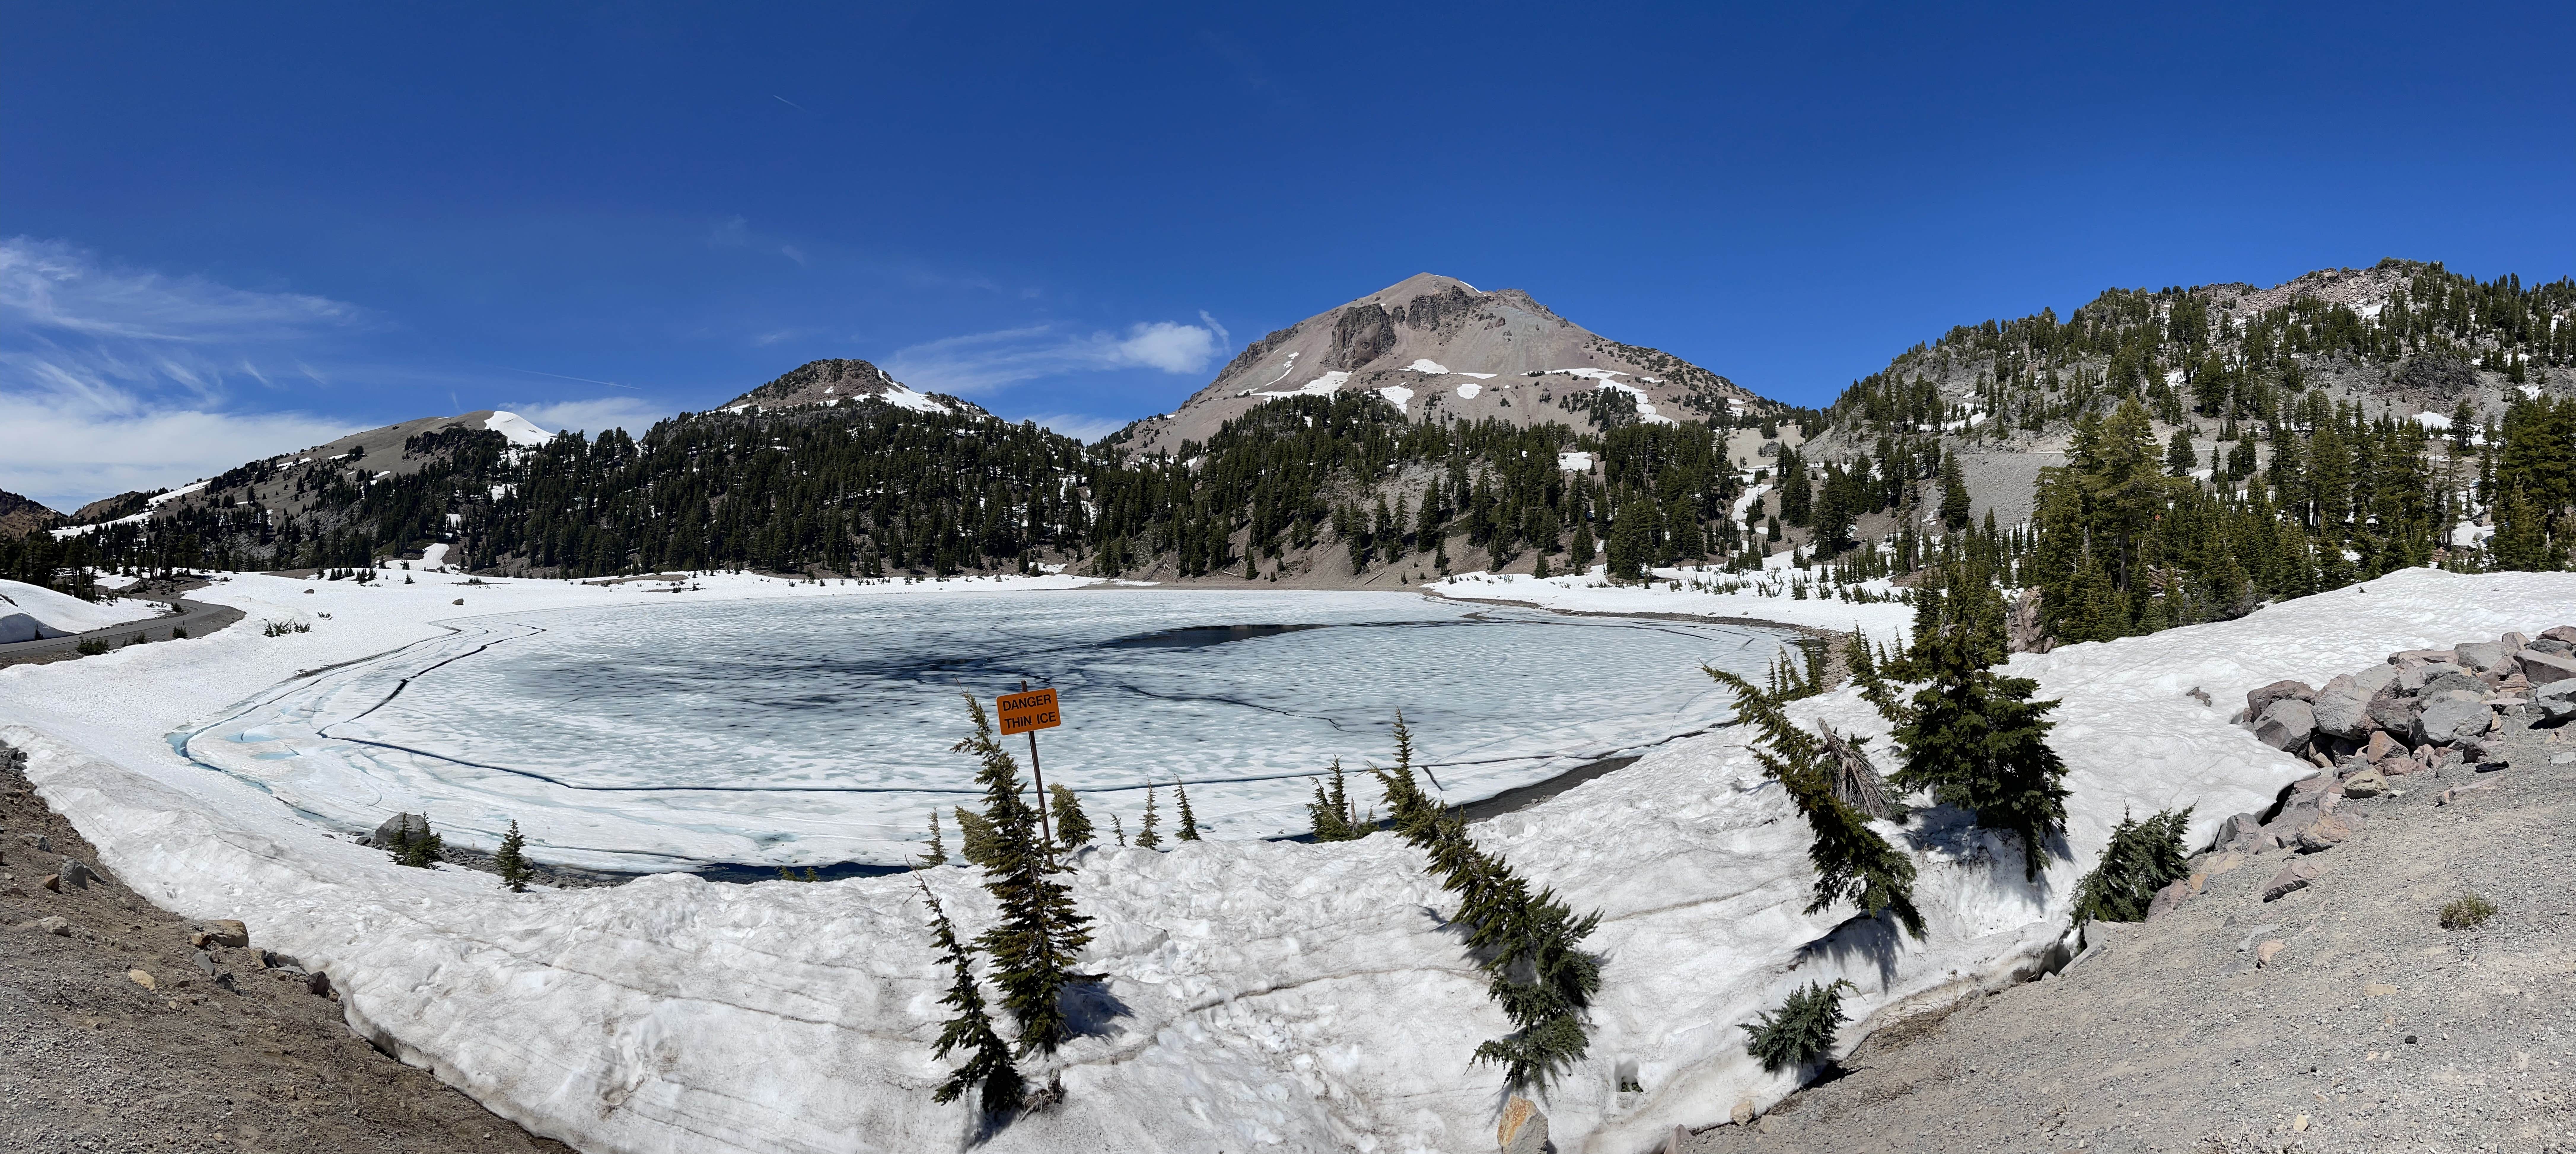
left=5, top=567, right=2568, bottom=1153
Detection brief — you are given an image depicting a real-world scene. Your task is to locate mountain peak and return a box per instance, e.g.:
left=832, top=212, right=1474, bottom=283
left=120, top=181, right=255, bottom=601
left=716, top=358, right=984, bottom=418
left=1118, top=276, right=1755, bottom=455
left=1348, top=272, right=1486, bottom=308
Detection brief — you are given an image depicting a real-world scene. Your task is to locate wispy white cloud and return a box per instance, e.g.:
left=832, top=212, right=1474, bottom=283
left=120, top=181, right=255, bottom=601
left=0, top=236, right=359, bottom=342
left=501, top=396, right=670, bottom=437
left=0, top=391, right=356, bottom=513
left=886, top=318, right=1228, bottom=395
left=0, top=236, right=372, bottom=508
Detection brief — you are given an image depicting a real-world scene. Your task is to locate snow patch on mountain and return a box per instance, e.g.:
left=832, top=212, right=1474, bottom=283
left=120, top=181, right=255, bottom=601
left=1255, top=370, right=1349, bottom=400
left=480, top=411, right=553, bottom=447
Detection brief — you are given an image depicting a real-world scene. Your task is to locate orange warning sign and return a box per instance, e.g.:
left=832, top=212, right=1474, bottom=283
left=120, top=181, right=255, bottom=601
left=997, top=687, right=1061, bottom=735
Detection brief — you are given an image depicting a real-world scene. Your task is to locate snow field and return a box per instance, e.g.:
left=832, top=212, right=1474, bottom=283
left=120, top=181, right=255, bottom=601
left=0, top=577, right=165, bottom=639
left=1432, top=567, right=1917, bottom=651
left=8, top=569, right=2572, bottom=1153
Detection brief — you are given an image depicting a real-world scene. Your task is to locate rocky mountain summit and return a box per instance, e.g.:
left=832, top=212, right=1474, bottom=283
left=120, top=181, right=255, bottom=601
left=712, top=358, right=985, bottom=418
left=0, top=490, right=58, bottom=541
left=1112, top=273, right=1765, bottom=457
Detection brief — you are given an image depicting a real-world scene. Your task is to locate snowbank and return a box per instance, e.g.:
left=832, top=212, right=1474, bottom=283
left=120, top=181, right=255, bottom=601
left=0, top=577, right=163, bottom=640
left=5, top=569, right=2570, bottom=1153
left=1432, top=567, right=1917, bottom=651
left=482, top=411, right=554, bottom=446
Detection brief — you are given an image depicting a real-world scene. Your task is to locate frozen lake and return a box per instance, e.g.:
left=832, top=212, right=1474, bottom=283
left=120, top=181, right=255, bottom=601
left=180, top=589, right=1798, bottom=868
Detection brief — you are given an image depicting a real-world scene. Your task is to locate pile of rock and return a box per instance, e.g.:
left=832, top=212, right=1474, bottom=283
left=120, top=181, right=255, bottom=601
left=2182, top=627, right=2576, bottom=903
left=2239, top=626, right=2576, bottom=773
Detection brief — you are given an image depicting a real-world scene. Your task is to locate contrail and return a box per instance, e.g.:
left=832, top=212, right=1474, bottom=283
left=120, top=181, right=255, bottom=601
left=773, top=95, right=808, bottom=112
left=508, top=367, right=640, bottom=390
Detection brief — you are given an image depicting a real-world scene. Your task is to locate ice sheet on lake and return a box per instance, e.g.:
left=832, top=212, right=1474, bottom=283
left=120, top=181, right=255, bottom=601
left=180, top=591, right=1797, bottom=868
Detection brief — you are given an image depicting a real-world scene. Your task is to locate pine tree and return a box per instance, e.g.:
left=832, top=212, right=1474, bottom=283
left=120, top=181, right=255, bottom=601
left=385, top=815, right=445, bottom=869
left=2164, top=428, right=2196, bottom=476
left=1174, top=782, right=1200, bottom=841
left=1047, top=784, right=1093, bottom=851
left=493, top=820, right=532, bottom=892
left=1369, top=713, right=1602, bottom=1089
left=951, top=695, right=1094, bottom=1060
left=1888, top=636, right=2071, bottom=881
left=2072, top=807, right=2194, bottom=922
left=1568, top=522, right=1596, bottom=571
left=1708, top=669, right=1924, bottom=937
left=921, top=883, right=1024, bottom=1118
left=1607, top=497, right=1655, bottom=581
left=1743, top=979, right=1856, bottom=1074
left=1134, top=785, right=1162, bottom=849
left=919, top=809, right=949, bottom=868
left=954, top=806, right=1000, bottom=868
left=1109, top=813, right=1126, bottom=847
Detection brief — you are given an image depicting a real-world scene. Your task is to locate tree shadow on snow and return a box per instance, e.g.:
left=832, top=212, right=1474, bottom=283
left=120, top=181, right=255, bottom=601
left=1793, top=906, right=1911, bottom=989
left=1060, top=976, right=1133, bottom=1039
left=1897, top=802, right=2070, bottom=906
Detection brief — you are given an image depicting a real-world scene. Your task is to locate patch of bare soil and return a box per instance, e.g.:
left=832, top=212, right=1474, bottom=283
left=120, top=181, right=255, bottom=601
left=0, top=742, right=577, bottom=1154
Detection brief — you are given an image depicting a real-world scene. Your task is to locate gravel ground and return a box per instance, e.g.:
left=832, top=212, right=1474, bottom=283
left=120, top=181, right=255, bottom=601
left=1, top=744, right=574, bottom=1154
left=1685, top=718, right=2575, bottom=1154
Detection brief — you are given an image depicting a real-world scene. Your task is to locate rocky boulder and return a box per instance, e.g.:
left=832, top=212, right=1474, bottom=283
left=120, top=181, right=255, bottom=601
left=2246, top=680, right=2315, bottom=720
left=2254, top=698, right=2317, bottom=751
left=370, top=812, right=429, bottom=847
left=2423, top=669, right=2489, bottom=697
left=1498, top=1096, right=1548, bottom=1154
left=2310, top=675, right=2375, bottom=740
left=2519, top=649, right=2576, bottom=687
left=2366, top=691, right=2421, bottom=736
left=2540, top=625, right=2576, bottom=644
left=2454, top=641, right=2510, bottom=672
left=2414, top=694, right=2493, bottom=746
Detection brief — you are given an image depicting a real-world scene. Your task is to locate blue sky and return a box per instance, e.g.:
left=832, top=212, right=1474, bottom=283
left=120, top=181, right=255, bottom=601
left=4, top=2, right=2571, bottom=509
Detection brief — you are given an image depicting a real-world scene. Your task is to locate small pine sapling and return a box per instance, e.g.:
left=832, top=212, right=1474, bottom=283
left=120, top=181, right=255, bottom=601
left=386, top=816, right=445, bottom=869
left=1174, top=782, right=1200, bottom=841
left=1047, top=784, right=1093, bottom=851
left=492, top=820, right=533, bottom=892
left=921, top=883, right=1024, bottom=1118
left=951, top=694, right=1095, bottom=1061
left=1743, top=978, right=1856, bottom=1073
left=1109, top=812, right=1126, bottom=847
left=919, top=809, right=948, bottom=869
left=2071, top=807, right=2193, bottom=922
left=1305, top=758, right=1368, bottom=841
left=1134, top=785, right=1163, bottom=849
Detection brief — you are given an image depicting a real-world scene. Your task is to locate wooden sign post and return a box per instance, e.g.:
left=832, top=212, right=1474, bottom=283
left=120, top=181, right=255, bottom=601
left=996, top=681, right=1062, bottom=853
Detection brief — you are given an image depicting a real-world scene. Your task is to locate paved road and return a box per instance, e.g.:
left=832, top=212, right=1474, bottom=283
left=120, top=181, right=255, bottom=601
left=0, top=596, right=244, bottom=666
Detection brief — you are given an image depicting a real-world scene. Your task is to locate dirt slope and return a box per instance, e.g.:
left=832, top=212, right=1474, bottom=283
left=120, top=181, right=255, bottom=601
left=1, top=742, right=573, bottom=1154
left=1683, top=720, right=2575, bottom=1154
